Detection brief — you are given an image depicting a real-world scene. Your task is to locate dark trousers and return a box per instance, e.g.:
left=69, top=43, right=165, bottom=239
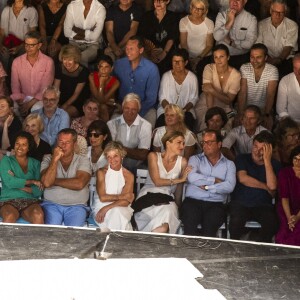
left=180, top=197, right=226, bottom=237
left=229, top=202, right=279, bottom=243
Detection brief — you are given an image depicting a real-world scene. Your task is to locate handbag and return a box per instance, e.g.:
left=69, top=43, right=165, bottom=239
left=3, top=34, right=23, bottom=49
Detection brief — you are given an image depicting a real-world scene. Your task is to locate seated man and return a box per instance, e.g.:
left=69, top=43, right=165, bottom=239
left=10, top=31, right=54, bottom=117
left=256, top=0, right=298, bottom=78
left=229, top=130, right=281, bottom=242
left=104, top=0, right=143, bottom=61
left=181, top=129, right=236, bottom=237
left=276, top=53, right=300, bottom=123
left=113, top=35, right=160, bottom=128
left=33, top=86, right=70, bottom=147
left=213, top=0, right=257, bottom=69
left=64, top=0, right=106, bottom=67
left=222, top=105, right=267, bottom=161
left=237, top=43, right=278, bottom=130
left=41, top=128, right=92, bottom=226
left=107, top=93, right=152, bottom=173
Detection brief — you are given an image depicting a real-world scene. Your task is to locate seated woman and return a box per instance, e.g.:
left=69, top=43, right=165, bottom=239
left=133, top=131, right=191, bottom=234
left=179, top=0, right=214, bottom=71
left=38, top=0, right=68, bottom=58
left=71, top=98, right=100, bottom=138
left=87, top=119, right=112, bottom=175
left=91, top=141, right=134, bottom=231
left=274, top=117, right=300, bottom=167
left=157, top=48, right=198, bottom=130
left=138, top=0, right=179, bottom=74
left=195, top=44, right=241, bottom=132
left=0, top=96, right=22, bottom=158
left=152, top=104, right=196, bottom=160
left=276, top=145, right=300, bottom=246
left=0, top=131, right=43, bottom=223
left=197, top=106, right=228, bottom=149
left=23, top=113, right=52, bottom=162
left=54, top=44, right=90, bottom=118
left=0, top=0, right=38, bottom=72
left=89, top=55, right=120, bottom=122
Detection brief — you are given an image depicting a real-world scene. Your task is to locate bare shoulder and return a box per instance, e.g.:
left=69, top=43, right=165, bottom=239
left=122, top=167, right=134, bottom=181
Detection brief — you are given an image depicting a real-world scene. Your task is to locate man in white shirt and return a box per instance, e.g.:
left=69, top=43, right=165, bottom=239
left=276, top=54, right=300, bottom=123
left=64, top=0, right=106, bottom=67
left=107, top=93, right=152, bottom=173
left=256, top=0, right=298, bottom=78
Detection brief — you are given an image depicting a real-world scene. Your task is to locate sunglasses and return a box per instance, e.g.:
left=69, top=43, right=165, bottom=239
left=88, top=132, right=102, bottom=138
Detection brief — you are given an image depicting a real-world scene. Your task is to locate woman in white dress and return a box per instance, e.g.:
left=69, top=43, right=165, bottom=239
left=133, top=131, right=192, bottom=234
left=157, top=48, right=199, bottom=131
left=152, top=104, right=196, bottom=160
left=179, top=0, right=214, bottom=71
left=91, top=141, right=134, bottom=231
left=86, top=119, right=112, bottom=175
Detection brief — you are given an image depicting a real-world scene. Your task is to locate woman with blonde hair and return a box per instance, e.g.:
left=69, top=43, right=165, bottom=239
left=179, top=0, right=214, bottom=71
left=133, top=131, right=192, bottom=234
left=54, top=44, right=90, bottom=117
left=91, top=141, right=134, bottom=231
left=153, top=104, right=196, bottom=160
left=23, top=113, right=51, bottom=161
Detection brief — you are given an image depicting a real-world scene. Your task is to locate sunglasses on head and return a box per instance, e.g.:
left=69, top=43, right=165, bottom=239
left=88, top=132, right=101, bottom=138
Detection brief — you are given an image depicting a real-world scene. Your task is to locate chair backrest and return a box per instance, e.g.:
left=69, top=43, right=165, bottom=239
left=136, top=169, right=149, bottom=194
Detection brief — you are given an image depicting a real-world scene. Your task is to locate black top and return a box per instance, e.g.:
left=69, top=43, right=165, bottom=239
left=138, top=10, right=179, bottom=49
left=31, top=138, right=52, bottom=162
left=0, top=116, right=22, bottom=149
left=106, top=2, right=143, bottom=44
left=41, top=2, right=68, bottom=44
left=55, top=63, right=90, bottom=113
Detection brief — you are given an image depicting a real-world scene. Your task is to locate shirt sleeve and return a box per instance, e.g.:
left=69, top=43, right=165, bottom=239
left=141, top=63, right=160, bottom=117
left=10, top=58, right=25, bottom=101
left=0, top=156, right=26, bottom=189
left=138, top=120, right=152, bottom=150
left=58, top=111, right=70, bottom=131
left=276, top=76, right=289, bottom=119
left=213, top=11, right=229, bottom=42
left=222, top=128, right=238, bottom=149
left=28, top=7, right=38, bottom=28
left=85, top=5, right=106, bottom=42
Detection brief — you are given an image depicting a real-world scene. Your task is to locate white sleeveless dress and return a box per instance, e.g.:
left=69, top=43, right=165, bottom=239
left=91, top=165, right=133, bottom=231
left=134, top=153, right=182, bottom=234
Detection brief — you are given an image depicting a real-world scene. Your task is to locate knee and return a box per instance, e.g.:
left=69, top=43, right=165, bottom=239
left=31, top=207, right=44, bottom=224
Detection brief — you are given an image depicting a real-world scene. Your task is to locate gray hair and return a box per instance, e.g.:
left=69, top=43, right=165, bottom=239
left=24, top=31, right=43, bottom=43
left=271, top=0, right=287, bottom=11
left=122, top=93, right=141, bottom=111
left=43, top=85, right=61, bottom=99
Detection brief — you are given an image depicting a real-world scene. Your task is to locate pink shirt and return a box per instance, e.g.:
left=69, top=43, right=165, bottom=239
left=11, top=51, right=54, bottom=101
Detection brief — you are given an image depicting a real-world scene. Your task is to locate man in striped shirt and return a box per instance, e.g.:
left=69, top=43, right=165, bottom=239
left=237, top=43, right=279, bottom=130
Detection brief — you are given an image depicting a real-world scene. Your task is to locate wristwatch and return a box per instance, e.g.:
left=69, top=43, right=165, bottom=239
left=204, top=185, right=209, bottom=191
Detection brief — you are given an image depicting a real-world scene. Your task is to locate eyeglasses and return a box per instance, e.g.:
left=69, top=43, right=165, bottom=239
left=88, top=132, right=102, bottom=138
left=286, top=133, right=300, bottom=139
left=43, top=97, right=57, bottom=103
left=192, top=5, right=205, bottom=12
left=271, top=9, right=285, bottom=16
left=200, top=140, right=218, bottom=146
left=293, top=156, right=300, bottom=162
left=25, top=42, right=39, bottom=48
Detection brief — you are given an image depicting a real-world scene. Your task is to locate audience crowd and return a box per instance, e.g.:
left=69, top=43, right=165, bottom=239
left=0, top=0, right=300, bottom=246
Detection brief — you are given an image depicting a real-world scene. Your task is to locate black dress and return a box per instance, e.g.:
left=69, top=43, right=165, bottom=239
left=41, top=2, right=68, bottom=45
left=31, top=138, right=52, bottom=162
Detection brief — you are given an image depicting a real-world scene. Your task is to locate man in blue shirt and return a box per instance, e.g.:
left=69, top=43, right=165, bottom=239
left=181, top=129, right=236, bottom=237
left=113, top=35, right=160, bottom=128
left=229, top=130, right=281, bottom=242
left=33, top=86, right=70, bottom=147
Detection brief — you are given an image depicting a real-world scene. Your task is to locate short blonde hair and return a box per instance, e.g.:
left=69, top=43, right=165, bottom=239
left=190, top=0, right=209, bottom=11
left=104, top=141, right=127, bottom=158
left=23, top=113, right=44, bottom=134
left=59, top=44, right=81, bottom=64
